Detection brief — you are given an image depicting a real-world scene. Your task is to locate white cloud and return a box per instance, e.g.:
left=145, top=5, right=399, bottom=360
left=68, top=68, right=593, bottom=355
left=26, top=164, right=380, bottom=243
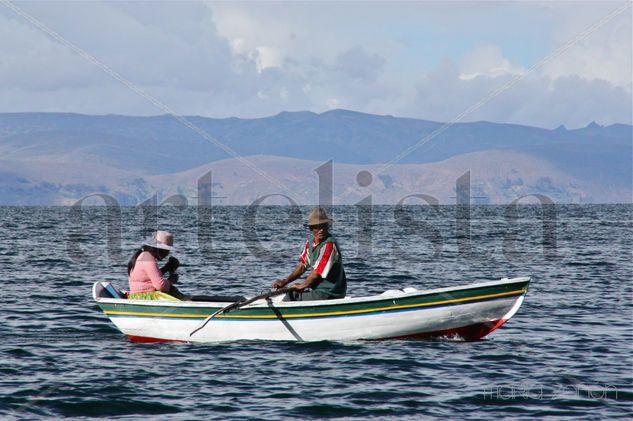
left=326, top=98, right=340, bottom=109
left=252, top=46, right=283, bottom=72
left=335, top=45, right=386, bottom=82
left=458, top=45, right=525, bottom=80
left=542, top=14, right=632, bottom=90
left=405, top=58, right=631, bottom=128
left=0, top=10, right=102, bottom=90
left=0, top=1, right=629, bottom=128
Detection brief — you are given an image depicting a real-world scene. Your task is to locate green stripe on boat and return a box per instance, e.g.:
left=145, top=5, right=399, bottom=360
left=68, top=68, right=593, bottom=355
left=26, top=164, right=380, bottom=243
left=101, top=282, right=528, bottom=320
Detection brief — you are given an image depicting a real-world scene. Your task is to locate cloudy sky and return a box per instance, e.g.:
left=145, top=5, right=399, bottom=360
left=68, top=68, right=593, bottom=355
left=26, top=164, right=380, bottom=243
left=1, top=1, right=631, bottom=128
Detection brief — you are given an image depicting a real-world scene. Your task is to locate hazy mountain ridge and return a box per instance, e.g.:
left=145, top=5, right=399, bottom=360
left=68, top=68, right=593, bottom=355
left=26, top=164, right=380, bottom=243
left=148, top=152, right=604, bottom=205
left=0, top=153, right=627, bottom=206
left=0, top=110, right=630, bottom=204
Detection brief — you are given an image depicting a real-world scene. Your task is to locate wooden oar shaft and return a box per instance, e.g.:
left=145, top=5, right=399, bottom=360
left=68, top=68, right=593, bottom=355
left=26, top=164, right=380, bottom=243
left=227, top=287, right=291, bottom=312
left=189, top=288, right=291, bottom=337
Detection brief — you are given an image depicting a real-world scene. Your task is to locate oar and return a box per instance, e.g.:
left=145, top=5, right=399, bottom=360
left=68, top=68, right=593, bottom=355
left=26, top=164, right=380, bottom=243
left=189, top=287, right=292, bottom=337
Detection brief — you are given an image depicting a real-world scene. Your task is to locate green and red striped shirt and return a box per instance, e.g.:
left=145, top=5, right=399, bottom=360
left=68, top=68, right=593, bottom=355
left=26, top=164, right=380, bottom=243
left=299, top=235, right=347, bottom=298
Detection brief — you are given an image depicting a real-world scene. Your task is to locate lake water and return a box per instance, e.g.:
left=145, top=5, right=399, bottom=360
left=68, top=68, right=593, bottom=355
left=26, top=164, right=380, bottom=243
left=1, top=205, right=631, bottom=419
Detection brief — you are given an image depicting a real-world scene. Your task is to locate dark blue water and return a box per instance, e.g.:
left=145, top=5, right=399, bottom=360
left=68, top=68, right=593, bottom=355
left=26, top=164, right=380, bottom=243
left=1, top=205, right=631, bottom=419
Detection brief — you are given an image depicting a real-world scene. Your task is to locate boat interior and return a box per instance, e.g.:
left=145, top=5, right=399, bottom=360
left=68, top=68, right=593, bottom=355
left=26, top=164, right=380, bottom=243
left=93, top=281, right=245, bottom=302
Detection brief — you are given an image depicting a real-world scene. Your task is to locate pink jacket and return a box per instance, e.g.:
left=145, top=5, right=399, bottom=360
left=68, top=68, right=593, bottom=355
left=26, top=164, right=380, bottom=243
left=128, top=251, right=171, bottom=293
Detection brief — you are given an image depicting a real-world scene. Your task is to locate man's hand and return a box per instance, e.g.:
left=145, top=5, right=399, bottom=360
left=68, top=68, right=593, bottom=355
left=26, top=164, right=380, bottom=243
left=291, top=283, right=306, bottom=291
left=272, top=279, right=288, bottom=289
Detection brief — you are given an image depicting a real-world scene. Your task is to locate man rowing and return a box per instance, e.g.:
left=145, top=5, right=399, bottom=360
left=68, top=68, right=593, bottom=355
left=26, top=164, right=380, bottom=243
left=272, top=208, right=347, bottom=301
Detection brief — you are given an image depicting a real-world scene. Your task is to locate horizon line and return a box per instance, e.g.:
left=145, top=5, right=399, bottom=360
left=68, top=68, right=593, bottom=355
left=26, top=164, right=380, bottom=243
left=0, top=109, right=630, bottom=132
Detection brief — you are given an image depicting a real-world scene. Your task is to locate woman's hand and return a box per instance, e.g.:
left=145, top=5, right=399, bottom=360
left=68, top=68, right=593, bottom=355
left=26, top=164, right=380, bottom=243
left=160, top=257, right=179, bottom=275
left=165, top=256, right=180, bottom=271
left=168, top=272, right=179, bottom=284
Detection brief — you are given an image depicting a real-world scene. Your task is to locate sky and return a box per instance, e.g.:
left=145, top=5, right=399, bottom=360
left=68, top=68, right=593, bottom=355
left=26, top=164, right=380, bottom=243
left=0, top=0, right=631, bottom=129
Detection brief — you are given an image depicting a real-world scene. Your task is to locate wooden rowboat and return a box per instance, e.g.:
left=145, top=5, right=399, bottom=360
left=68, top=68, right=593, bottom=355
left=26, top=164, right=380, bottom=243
left=92, top=277, right=530, bottom=343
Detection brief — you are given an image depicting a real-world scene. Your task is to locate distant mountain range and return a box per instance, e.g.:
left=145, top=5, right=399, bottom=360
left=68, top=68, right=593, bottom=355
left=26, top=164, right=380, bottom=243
left=0, top=110, right=630, bottom=205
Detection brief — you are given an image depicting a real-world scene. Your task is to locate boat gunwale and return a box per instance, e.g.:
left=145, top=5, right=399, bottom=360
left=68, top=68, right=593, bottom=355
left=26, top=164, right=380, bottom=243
left=105, top=289, right=528, bottom=320
left=94, top=277, right=530, bottom=311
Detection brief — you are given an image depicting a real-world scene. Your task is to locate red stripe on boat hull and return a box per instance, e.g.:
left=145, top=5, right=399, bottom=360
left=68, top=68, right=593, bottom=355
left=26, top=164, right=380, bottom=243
left=383, top=318, right=508, bottom=341
left=127, top=335, right=186, bottom=343
left=127, top=319, right=509, bottom=343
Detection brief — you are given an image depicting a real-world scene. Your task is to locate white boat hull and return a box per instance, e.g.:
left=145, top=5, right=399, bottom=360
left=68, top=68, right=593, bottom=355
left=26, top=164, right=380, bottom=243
left=93, top=277, right=530, bottom=343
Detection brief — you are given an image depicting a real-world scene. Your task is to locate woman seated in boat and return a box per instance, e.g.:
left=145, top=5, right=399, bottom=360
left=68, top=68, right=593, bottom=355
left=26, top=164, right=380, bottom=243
left=127, top=230, right=186, bottom=301
left=272, top=208, right=347, bottom=301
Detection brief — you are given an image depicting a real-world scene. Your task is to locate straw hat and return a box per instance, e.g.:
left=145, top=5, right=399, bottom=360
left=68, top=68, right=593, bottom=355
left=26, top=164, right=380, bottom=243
left=307, top=207, right=333, bottom=227
left=143, top=230, right=176, bottom=251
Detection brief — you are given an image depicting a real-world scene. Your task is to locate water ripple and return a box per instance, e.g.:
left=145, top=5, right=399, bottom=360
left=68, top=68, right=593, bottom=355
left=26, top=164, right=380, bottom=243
left=0, top=205, right=631, bottom=419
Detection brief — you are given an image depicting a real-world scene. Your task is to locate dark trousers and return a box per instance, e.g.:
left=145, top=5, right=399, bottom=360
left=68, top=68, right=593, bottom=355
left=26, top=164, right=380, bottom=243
left=282, top=289, right=332, bottom=301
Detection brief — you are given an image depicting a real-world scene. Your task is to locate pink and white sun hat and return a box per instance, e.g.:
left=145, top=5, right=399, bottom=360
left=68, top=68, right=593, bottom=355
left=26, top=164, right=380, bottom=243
left=143, top=230, right=176, bottom=251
